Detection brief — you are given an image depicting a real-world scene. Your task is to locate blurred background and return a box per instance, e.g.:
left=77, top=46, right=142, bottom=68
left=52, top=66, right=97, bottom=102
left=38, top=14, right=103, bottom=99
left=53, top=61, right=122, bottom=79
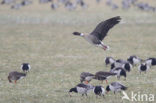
left=0, top=0, right=156, bottom=25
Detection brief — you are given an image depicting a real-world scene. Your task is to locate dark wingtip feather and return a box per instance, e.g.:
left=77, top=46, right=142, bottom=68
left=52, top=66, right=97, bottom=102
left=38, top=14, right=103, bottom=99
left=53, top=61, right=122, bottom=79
left=114, top=16, right=121, bottom=20
left=109, top=16, right=121, bottom=24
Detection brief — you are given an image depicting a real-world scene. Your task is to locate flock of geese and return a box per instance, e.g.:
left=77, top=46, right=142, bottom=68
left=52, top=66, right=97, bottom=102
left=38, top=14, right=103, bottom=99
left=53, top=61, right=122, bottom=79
left=69, top=55, right=156, bottom=97
left=69, top=16, right=156, bottom=97
left=7, top=16, right=156, bottom=98
left=1, top=0, right=156, bottom=12
left=8, top=63, right=30, bottom=83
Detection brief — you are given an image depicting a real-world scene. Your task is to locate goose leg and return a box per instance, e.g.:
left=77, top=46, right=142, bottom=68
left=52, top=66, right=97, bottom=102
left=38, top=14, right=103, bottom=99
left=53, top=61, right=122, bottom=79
left=105, top=80, right=108, bottom=84
left=14, top=80, right=17, bottom=84
left=102, top=94, right=105, bottom=98
left=84, top=81, right=89, bottom=84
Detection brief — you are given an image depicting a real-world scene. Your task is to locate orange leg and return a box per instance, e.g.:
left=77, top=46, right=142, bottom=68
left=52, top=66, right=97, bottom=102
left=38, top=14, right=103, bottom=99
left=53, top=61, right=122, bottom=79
left=14, top=80, right=17, bottom=84
left=84, top=81, right=89, bottom=84
left=105, top=80, right=108, bottom=84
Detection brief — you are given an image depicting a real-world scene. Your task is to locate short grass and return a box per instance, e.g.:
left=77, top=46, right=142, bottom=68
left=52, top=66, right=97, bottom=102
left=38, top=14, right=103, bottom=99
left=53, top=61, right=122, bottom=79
left=0, top=1, right=156, bottom=103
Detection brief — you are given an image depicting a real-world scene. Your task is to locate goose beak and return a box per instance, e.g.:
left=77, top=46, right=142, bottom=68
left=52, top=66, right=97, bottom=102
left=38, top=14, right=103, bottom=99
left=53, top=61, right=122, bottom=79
left=103, top=46, right=110, bottom=51
left=105, top=80, right=108, bottom=84
left=84, top=81, right=89, bottom=84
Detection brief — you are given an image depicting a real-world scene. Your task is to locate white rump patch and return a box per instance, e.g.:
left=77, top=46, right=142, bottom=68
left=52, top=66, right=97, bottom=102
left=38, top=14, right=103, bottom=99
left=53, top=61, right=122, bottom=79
left=80, top=33, right=84, bottom=36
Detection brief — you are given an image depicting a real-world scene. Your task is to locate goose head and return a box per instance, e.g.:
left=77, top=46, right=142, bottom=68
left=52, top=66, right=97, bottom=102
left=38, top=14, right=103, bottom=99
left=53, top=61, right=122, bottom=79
left=73, top=32, right=84, bottom=37
left=69, top=87, right=77, bottom=97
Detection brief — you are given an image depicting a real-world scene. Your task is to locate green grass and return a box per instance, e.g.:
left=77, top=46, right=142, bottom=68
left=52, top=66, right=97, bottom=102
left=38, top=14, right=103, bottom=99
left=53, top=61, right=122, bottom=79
left=0, top=1, right=156, bottom=103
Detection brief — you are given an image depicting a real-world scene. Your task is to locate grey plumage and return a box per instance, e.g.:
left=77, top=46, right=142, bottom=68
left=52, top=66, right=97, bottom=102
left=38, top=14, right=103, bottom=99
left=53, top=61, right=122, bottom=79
left=11, top=3, right=22, bottom=9
left=145, top=58, right=156, bottom=67
left=1, top=0, right=14, bottom=4
left=51, top=3, right=58, bottom=10
left=106, top=82, right=127, bottom=94
left=90, top=16, right=121, bottom=41
left=105, top=56, right=116, bottom=66
left=110, top=67, right=127, bottom=80
left=112, top=59, right=132, bottom=72
left=80, top=72, right=94, bottom=84
left=69, top=83, right=94, bottom=96
left=39, top=0, right=52, bottom=3
left=8, top=71, right=26, bottom=83
left=21, top=0, right=32, bottom=6
left=94, top=71, right=117, bottom=83
left=73, top=16, right=121, bottom=50
left=127, top=55, right=142, bottom=66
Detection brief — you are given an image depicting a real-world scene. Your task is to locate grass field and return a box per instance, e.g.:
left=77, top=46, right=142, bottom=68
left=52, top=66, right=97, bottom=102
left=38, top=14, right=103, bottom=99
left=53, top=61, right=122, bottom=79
left=0, top=0, right=156, bottom=103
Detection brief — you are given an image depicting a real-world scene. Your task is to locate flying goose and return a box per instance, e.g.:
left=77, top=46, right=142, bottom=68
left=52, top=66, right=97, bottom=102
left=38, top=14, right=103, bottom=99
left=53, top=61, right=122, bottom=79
left=21, top=63, right=31, bottom=72
left=73, top=16, right=121, bottom=50
left=8, top=71, right=26, bottom=84
left=94, top=71, right=117, bottom=84
left=93, top=86, right=105, bottom=97
left=106, top=82, right=127, bottom=94
left=80, top=72, right=95, bottom=84
left=69, top=83, right=94, bottom=97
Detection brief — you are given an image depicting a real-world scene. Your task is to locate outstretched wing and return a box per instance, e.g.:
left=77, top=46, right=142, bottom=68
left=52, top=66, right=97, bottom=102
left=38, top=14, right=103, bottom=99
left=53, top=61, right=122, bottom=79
left=90, top=16, right=121, bottom=41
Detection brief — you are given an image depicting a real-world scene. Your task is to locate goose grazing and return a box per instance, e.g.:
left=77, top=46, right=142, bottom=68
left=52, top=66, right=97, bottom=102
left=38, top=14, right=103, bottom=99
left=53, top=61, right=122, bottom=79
left=145, top=58, right=156, bottom=67
left=106, top=82, right=127, bottom=94
left=93, top=86, right=105, bottom=97
left=8, top=71, right=26, bottom=84
left=94, top=71, right=117, bottom=84
left=105, top=57, right=116, bottom=66
left=110, top=67, right=126, bottom=80
left=138, top=63, right=150, bottom=74
left=110, top=62, right=123, bottom=70
left=73, top=16, right=121, bottom=51
left=80, top=72, right=95, bottom=84
left=127, top=55, right=141, bottom=66
left=115, top=59, right=132, bottom=72
left=69, top=83, right=94, bottom=97
left=21, top=63, right=31, bottom=72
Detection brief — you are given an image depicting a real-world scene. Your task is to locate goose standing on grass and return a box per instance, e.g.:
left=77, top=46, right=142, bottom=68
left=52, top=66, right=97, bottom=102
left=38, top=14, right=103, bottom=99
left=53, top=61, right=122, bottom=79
left=105, top=57, right=116, bottom=66
left=80, top=72, right=95, bottom=84
left=106, top=82, right=127, bottom=94
left=21, top=63, right=31, bottom=72
left=69, top=83, right=94, bottom=97
left=8, top=71, right=26, bottom=84
left=127, top=55, right=141, bottom=66
left=73, top=16, right=121, bottom=51
left=145, top=58, right=156, bottom=67
left=114, top=59, right=132, bottom=72
left=138, top=63, right=150, bottom=74
left=94, top=71, right=117, bottom=84
left=110, top=67, right=127, bottom=80
left=93, top=86, right=105, bottom=97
